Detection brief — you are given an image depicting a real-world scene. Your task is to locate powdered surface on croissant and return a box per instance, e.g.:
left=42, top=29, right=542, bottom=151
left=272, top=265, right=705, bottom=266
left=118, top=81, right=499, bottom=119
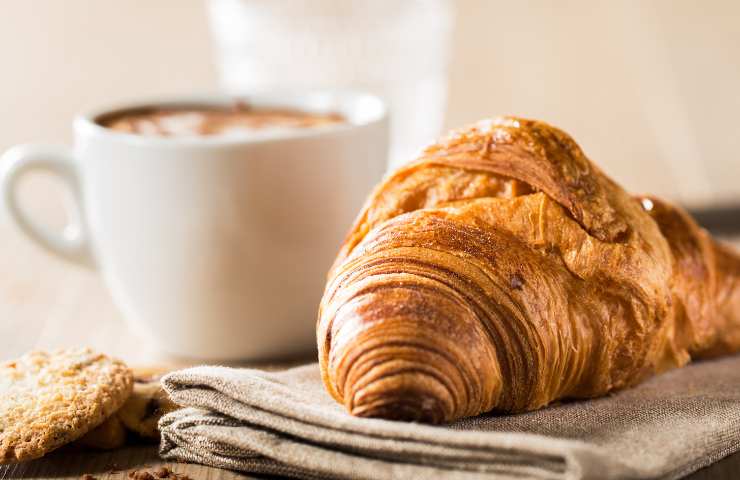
left=317, top=117, right=740, bottom=423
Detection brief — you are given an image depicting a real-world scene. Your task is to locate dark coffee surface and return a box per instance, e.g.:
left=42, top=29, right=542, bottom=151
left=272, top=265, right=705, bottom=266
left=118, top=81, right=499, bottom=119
left=99, top=104, right=344, bottom=137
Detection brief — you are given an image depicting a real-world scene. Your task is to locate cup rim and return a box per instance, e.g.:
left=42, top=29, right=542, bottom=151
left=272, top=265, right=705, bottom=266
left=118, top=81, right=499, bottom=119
left=74, top=90, right=388, bottom=147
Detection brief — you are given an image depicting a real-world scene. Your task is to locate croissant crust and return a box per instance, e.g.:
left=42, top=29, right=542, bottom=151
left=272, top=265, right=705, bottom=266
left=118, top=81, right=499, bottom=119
left=318, top=117, right=740, bottom=423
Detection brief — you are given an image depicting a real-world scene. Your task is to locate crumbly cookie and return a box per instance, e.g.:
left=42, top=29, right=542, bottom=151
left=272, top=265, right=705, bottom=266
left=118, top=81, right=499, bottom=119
left=75, top=415, right=127, bottom=450
left=74, top=366, right=177, bottom=449
left=118, top=366, right=178, bottom=439
left=0, top=348, right=133, bottom=463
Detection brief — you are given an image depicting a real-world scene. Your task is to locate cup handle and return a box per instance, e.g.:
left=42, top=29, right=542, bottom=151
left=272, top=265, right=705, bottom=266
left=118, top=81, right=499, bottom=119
left=1, top=145, right=95, bottom=268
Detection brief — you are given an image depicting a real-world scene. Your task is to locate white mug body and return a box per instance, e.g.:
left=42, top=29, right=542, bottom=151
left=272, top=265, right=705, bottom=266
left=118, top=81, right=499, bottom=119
left=2, top=92, right=389, bottom=360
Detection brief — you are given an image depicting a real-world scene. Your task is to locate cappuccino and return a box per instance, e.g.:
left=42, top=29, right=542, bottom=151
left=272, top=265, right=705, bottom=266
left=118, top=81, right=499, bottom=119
left=99, top=103, right=344, bottom=137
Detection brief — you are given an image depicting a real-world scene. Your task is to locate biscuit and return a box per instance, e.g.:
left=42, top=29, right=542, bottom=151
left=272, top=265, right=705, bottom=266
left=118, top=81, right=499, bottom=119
left=118, top=366, right=177, bottom=439
left=75, top=366, right=177, bottom=449
left=0, top=347, right=133, bottom=463
left=75, top=415, right=127, bottom=450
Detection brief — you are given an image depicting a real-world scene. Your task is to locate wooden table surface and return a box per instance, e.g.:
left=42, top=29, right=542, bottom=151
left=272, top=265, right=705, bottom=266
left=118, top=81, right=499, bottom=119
left=0, top=186, right=738, bottom=479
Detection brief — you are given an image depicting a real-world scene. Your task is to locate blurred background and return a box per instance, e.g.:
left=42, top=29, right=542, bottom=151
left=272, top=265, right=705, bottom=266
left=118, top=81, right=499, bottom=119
left=0, top=0, right=738, bottom=360
left=1, top=0, right=738, bottom=209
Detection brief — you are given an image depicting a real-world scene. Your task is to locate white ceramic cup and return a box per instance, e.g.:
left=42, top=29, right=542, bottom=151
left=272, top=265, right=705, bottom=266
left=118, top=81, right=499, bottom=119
left=0, top=92, right=388, bottom=360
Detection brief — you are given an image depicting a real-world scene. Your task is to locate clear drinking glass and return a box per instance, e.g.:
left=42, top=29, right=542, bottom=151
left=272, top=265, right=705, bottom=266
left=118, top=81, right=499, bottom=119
left=207, top=0, right=455, bottom=169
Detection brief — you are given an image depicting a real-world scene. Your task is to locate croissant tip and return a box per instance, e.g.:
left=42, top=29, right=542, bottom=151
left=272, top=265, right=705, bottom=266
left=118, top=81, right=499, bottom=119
left=350, top=394, right=447, bottom=424
left=344, top=368, right=459, bottom=424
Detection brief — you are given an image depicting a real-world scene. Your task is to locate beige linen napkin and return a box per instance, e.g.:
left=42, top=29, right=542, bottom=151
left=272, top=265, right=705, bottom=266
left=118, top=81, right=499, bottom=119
left=159, top=355, right=740, bottom=480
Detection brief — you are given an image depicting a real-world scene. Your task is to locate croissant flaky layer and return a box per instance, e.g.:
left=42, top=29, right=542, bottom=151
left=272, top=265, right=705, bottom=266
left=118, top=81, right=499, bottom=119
left=317, top=117, right=740, bottom=423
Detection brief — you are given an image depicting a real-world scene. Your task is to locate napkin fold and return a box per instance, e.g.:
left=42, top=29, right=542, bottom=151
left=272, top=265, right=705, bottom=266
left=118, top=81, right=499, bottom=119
left=159, top=356, right=740, bottom=480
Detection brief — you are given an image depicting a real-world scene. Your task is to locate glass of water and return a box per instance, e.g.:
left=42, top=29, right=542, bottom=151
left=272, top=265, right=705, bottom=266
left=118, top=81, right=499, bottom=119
left=207, top=0, right=455, bottom=169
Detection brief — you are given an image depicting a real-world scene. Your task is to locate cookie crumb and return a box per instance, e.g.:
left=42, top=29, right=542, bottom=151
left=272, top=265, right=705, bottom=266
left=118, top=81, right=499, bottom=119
left=127, top=467, right=189, bottom=480
left=154, top=467, right=170, bottom=478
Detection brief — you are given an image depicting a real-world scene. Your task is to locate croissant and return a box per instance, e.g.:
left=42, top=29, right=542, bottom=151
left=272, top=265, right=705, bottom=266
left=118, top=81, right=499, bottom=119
left=317, top=117, right=740, bottom=423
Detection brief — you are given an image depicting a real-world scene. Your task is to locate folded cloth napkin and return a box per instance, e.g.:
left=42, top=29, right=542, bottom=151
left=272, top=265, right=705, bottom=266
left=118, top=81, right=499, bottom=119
left=159, top=355, right=740, bottom=480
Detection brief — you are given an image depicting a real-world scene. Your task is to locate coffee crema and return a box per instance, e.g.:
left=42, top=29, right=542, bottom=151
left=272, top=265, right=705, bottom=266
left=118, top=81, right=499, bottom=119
left=99, top=104, right=345, bottom=137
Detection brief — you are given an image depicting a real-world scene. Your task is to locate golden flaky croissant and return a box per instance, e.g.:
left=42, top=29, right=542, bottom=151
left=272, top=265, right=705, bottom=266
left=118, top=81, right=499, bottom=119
left=317, top=117, right=740, bottom=423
